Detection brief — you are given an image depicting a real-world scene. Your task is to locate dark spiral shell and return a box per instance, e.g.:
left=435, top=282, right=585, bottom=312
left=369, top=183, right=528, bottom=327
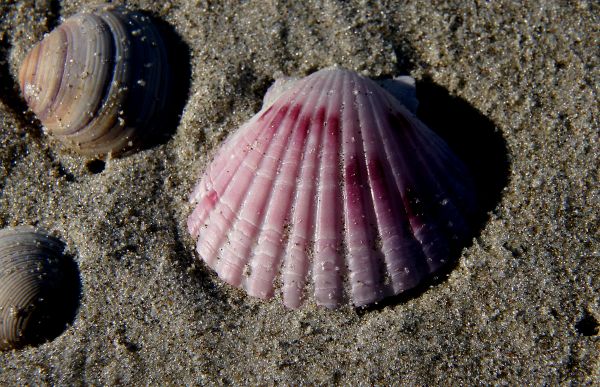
left=0, top=226, right=81, bottom=350
left=18, top=4, right=171, bottom=155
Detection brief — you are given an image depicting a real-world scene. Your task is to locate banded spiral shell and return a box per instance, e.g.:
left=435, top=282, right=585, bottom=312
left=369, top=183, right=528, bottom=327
left=188, top=68, right=477, bottom=309
left=0, top=226, right=80, bottom=350
left=18, top=4, right=171, bottom=155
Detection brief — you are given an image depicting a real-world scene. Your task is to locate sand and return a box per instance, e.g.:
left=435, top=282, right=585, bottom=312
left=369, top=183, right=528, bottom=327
left=0, top=0, right=598, bottom=384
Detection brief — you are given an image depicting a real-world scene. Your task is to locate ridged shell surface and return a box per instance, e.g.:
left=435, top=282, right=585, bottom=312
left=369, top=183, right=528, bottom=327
left=18, top=4, right=171, bottom=155
left=0, top=226, right=80, bottom=350
left=188, top=68, right=477, bottom=309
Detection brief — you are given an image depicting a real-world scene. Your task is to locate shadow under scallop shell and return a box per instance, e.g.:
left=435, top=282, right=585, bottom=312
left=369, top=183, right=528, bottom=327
left=415, top=79, right=509, bottom=227
left=386, top=36, right=509, bottom=234
left=0, top=226, right=81, bottom=350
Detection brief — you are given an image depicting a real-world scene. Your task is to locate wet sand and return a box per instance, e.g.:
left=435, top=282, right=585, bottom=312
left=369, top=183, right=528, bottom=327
left=0, top=0, right=598, bottom=384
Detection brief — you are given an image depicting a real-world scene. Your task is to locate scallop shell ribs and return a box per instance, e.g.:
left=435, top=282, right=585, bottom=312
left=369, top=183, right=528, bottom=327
left=188, top=68, right=477, bottom=309
left=18, top=5, right=171, bottom=155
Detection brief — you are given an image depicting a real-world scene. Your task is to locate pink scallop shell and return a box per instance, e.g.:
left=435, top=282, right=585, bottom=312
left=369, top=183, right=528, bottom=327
left=188, top=68, right=477, bottom=309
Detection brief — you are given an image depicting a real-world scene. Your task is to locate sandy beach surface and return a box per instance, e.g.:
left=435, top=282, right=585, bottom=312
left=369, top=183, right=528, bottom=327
left=0, top=0, right=598, bottom=384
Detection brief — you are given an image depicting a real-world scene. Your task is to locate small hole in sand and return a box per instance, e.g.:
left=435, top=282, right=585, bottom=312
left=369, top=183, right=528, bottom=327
left=86, top=159, right=105, bottom=174
left=575, top=311, right=599, bottom=336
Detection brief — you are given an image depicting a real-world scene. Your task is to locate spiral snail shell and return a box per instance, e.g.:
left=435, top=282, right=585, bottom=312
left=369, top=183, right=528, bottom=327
left=18, top=4, right=171, bottom=155
left=0, top=226, right=81, bottom=350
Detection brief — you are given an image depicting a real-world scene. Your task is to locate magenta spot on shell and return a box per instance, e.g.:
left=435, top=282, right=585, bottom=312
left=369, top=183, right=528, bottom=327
left=366, top=155, right=385, bottom=190
left=345, top=157, right=358, bottom=185
left=326, top=113, right=340, bottom=140
left=206, top=189, right=219, bottom=207
left=258, top=105, right=274, bottom=122
left=328, top=114, right=339, bottom=129
left=314, top=106, right=326, bottom=127
left=298, top=116, right=311, bottom=136
left=269, top=104, right=290, bottom=132
left=289, top=104, right=302, bottom=122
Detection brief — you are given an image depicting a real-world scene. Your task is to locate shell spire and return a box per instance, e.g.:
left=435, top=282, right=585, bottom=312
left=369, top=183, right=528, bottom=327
left=188, top=67, right=477, bottom=309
